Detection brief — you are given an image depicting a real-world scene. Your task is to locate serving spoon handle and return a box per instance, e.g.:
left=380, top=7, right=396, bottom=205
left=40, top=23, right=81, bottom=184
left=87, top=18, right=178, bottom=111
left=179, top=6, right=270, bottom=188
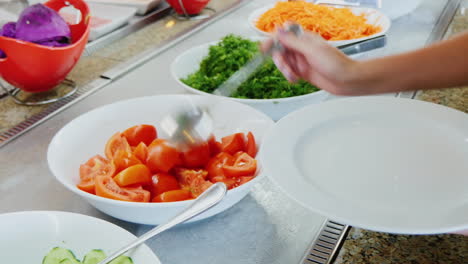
left=97, top=182, right=227, bottom=264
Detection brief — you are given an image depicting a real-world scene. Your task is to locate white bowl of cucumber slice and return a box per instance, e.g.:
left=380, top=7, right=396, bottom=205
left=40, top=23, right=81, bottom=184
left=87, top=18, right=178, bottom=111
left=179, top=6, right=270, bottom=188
left=0, top=211, right=161, bottom=264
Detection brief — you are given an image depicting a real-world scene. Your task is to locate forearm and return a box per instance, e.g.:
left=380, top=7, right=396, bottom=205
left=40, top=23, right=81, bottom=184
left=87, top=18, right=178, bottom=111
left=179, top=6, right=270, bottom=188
left=350, top=32, right=468, bottom=95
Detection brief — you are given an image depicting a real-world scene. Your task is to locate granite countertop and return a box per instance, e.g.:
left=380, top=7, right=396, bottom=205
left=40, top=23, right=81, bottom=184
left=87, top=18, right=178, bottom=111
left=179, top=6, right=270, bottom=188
left=334, top=6, right=468, bottom=264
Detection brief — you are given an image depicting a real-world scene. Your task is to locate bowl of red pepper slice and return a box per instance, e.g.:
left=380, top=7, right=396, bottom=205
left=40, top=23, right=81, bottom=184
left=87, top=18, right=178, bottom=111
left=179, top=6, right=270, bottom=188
left=47, top=95, right=274, bottom=225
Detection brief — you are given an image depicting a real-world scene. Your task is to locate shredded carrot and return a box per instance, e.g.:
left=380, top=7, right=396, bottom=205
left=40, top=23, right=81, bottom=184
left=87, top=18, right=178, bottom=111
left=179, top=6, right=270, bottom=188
left=255, top=1, right=382, bottom=41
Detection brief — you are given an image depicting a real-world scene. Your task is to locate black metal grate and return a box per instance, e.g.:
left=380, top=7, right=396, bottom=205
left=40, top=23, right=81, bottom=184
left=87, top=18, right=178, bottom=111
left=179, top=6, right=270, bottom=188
left=303, top=221, right=350, bottom=264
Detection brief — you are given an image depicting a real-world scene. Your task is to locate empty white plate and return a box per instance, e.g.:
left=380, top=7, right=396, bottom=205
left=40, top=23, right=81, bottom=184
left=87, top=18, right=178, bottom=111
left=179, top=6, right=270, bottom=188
left=260, top=97, right=468, bottom=234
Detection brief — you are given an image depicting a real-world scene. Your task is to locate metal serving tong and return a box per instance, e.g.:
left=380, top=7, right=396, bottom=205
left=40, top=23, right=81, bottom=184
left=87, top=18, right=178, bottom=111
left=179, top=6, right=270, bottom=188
left=160, top=96, right=213, bottom=150
left=213, top=23, right=304, bottom=97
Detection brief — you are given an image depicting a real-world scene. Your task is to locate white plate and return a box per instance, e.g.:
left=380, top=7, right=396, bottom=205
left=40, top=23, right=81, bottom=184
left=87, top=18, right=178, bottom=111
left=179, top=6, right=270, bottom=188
left=248, top=4, right=391, bottom=47
left=0, top=211, right=161, bottom=263
left=48, top=95, right=274, bottom=225
left=260, top=97, right=468, bottom=234
left=171, top=37, right=328, bottom=121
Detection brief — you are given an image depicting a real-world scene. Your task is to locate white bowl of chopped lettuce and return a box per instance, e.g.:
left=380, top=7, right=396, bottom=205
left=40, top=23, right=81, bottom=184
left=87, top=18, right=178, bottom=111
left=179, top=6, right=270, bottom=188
left=0, top=211, right=161, bottom=264
left=171, top=35, right=328, bottom=121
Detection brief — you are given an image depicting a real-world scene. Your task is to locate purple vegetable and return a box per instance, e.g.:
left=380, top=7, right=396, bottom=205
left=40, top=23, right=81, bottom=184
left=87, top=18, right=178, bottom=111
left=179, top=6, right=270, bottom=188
left=36, top=39, right=70, bottom=47
left=0, top=4, right=72, bottom=58
left=0, top=22, right=17, bottom=58
left=15, top=4, right=71, bottom=43
left=1, top=22, right=17, bottom=38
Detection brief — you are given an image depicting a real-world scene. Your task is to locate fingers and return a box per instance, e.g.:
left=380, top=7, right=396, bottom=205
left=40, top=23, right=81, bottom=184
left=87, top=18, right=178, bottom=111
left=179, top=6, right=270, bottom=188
left=276, top=29, right=325, bottom=56
left=450, top=229, right=468, bottom=236
left=272, top=52, right=299, bottom=82
left=261, top=35, right=301, bottom=82
left=260, top=38, right=274, bottom=53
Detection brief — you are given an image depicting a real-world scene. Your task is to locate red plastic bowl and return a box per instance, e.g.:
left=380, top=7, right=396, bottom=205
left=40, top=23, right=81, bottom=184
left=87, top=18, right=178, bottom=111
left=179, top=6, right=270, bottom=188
left=0, top=0, right=90, bottom=93
left=166, top=0, right=210, bottom=15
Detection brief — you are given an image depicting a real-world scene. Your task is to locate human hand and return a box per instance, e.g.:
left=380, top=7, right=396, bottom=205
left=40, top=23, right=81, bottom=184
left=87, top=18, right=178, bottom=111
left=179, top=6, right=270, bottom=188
left=451, top=229, right=468, bottom=236
left=261, top=27, right=367, bottom=96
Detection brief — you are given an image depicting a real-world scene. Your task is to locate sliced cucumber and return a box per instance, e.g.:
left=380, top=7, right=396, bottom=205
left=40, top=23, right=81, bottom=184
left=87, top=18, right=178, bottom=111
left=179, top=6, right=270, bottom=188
left=82, top=249, right=106, bottom=264
left=43, top=247, right=133, bottom=264
left=42, top=247, right=80, bottom=264
left=59, top=259, right=79, bottom=264
left=109, top=256, right=133, bottom=264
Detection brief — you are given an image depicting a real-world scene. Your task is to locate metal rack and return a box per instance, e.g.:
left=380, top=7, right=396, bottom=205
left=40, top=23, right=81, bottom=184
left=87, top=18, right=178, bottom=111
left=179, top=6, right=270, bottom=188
left=303, top=221, right=350, bottom=264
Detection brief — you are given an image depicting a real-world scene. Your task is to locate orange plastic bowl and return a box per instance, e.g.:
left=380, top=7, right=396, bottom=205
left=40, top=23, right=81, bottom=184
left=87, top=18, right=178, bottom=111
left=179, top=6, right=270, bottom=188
left=0, top=0, right=90, bottom=93
left=166, top=0, right=210, bottom=15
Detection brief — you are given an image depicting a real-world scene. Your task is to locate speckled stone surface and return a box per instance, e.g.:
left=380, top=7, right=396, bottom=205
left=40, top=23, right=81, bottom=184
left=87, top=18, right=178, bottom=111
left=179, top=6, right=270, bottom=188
left=417, top=7, right=468, bottom=113
left=334, top=6, right=468, bottom=264
left=335, top=229, right=468, bottom=264
left=0, top=0, right=237, bottom=134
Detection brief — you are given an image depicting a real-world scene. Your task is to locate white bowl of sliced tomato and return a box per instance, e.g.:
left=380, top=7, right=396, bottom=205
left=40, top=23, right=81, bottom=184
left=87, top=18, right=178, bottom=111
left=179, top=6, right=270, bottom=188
left=47, top=95, right=274, bottom=225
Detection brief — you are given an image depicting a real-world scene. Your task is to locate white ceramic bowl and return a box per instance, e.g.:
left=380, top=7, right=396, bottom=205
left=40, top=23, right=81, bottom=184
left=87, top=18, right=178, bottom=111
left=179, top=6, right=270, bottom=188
left=171, top=38, right=328, bottom=121
left=48, top=95, right=274, bottom=225
left=0, top=211, right=161, bottom=263
left=247, top=5, right=391, bottom=47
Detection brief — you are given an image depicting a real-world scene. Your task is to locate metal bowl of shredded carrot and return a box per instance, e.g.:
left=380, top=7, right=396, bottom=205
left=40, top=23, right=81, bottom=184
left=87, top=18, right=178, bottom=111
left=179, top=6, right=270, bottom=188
left=249, top=1, right=390, bottom=46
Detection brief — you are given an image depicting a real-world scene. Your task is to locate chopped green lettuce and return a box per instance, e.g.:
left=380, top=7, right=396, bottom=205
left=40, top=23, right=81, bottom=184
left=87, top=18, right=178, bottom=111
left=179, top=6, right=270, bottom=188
left=182, top=35, right=319, bottom=99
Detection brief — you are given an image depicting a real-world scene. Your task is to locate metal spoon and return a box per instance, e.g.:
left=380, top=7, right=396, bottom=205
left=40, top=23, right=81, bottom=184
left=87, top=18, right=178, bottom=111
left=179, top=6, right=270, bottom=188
left=97, top=182, right=227, bottom=264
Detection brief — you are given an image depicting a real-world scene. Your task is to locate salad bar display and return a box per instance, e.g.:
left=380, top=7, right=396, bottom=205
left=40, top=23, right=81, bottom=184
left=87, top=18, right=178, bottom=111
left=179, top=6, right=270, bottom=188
left=1, top=1, right=467, bottom=264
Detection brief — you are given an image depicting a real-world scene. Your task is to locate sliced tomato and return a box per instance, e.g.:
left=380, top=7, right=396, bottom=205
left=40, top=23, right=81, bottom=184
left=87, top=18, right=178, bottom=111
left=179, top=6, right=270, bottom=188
left=113, top=149, right=142, bottom=173
left=175, top=168, right=212, bottom=197
left=237, top=176, right=254, bottom=187
left=205, top=152, right=234, bottom=180
left=113, top=164, right=152, bottom=187
left=95, top=175, right=150, bottom=202
left=105, top=132, right=131, bottom=159
left=175, top=168, right=208, bottom=186
left=181, top=141, right=211, bottom=168
left=151, top=173, right=180, bottom=196
left=77, top=155, right=115, bottom=194
left=232, top=151, right=245, bottom=160
left=77, top=180, right=96, bottom=194
left=208, top=135, right=222, bottom=156
left=133, top=142, right=148, bottom=162
left=123, top=184, right=144, bottom=189
left=245, top=132, right=257, bottom=158
left=122, top=124, right=157, bottom=146
left=211, top=175, right=237, bottom=189
left=221, top=133, right=245, bottom=155
left=223, top=152, right=257, bottom=178
left=152, top=189, right=193, bottom=203
left=146, top=139, right=180, bottom=173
